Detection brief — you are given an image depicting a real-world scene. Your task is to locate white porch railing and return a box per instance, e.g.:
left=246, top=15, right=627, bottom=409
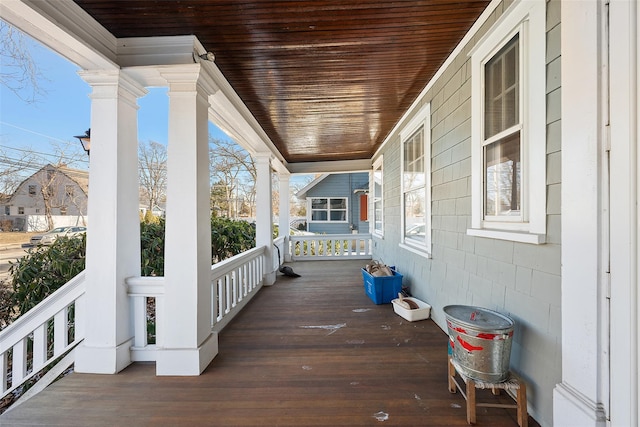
left=289, top=233, right=372, bottom=261
left=0, top=272, right=86, bottom=400
left=126, top=245, right=267, bottom=359
left=126, top=276, right=165, bottom=362
left=211, top=245, right=265, bottom=332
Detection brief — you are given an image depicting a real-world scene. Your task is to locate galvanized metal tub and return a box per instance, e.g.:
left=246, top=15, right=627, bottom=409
left=443, top=305, right=514, bottom=382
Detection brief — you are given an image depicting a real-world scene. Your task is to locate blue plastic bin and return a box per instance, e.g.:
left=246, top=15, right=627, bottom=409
left=361, top=267, right=403, bottom=304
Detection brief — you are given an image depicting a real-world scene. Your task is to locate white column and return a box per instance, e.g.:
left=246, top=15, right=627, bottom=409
left=75, top=70, right=147, bottom=374
left=157, top=65, right=218, bottom=375
left=609, top=1, right=639, bottom=425
left=255, top=154, right=275, bottom=285
left=278, top=173, right=291, bottom=261
left=554, top=1, right=608, bottom=425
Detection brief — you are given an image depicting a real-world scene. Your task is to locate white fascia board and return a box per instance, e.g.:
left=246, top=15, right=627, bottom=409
left=208, top=89, right=289, bottom=175
left=0, top=0, right=117, bottom=70
left=288, top=159, right=372, bottom=175
left=208, top=69, right=284, bottom=160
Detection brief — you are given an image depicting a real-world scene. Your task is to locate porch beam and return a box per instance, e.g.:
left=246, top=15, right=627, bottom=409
left=74, top=70, right=146, bottom=374
left=287, top=159, right=372, bottom=175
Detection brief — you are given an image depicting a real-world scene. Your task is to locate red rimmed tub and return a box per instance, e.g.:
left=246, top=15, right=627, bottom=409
left=444, top=305, right=514, bottom=383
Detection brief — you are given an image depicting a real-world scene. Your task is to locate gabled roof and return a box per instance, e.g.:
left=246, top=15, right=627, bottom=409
left=295, top=172, right=369, bottom=199
left=8, top=164, right=89, bottom=203
left=295, top=174, right=329, bottom=200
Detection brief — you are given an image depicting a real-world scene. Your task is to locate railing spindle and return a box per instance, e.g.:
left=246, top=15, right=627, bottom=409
left=32, top=323, right=47, bottom=368
left=12, top=339, right=27, bottom=384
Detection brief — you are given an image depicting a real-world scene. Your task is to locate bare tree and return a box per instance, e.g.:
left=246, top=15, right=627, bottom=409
left=209, top=138, right=256, bottom=218
left=20, top=162, right=87, bottom=230
left=139, top=141, right=167, bottom=213
left=0, top=20, right=47, bottom=103
left=0, top=147, right=37, bottom=196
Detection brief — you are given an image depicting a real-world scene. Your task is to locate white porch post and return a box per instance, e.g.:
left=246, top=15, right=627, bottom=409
left=554, top=1, right=608, bottom=425
left=278, top=173, right=291, bottom=261
left=75, top=71, right=146, bottom=374
left=157, top=65, right=218, bottom=375
left=609, top=1, right=639, bottom=425
left=256, top=154, right=276, bottom=285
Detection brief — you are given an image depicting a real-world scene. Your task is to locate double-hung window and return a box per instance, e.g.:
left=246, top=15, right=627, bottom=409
left=310, top=197, right=347, bottom=222
left=400, top=104, right=431, bottom=256
left=372, top=156, right=383, bottom=236
left=468, top=0, right=546, bottom=244
left=484, top=34, right=521, bottom=219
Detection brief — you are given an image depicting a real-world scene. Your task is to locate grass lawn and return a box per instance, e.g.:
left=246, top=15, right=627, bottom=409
left=0, top=232, right=37, bottom=246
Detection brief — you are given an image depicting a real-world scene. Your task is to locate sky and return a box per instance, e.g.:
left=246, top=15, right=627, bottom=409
left=0, top=24, right=252, bottom=173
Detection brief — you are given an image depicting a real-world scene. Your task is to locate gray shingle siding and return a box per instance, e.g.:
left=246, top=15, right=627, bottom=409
left=371, top=1, right=561, bottom=425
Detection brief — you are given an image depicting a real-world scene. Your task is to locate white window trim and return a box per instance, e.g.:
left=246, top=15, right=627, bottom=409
left=468, top=0, right=546, bottom=244
left=372, top=155, right=384, bottom=237
left=308, top=197, right=349, bottom=223
left=400, top=103, right=431, bottom=257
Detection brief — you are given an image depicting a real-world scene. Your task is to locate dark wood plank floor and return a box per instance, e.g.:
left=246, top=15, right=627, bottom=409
left=1, top=260, right=539, bottom=426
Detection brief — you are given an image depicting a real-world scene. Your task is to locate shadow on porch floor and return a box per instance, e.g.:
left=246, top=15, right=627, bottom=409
left=1, top=260, right=539, bottom=426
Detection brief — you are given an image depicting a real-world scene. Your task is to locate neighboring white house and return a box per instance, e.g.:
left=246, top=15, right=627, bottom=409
left=1, top=164, right=88, bottom=231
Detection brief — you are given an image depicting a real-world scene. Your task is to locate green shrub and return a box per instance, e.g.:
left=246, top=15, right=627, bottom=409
left=211, top=217, right=255, bottom=262
left=140, top=218, right=165, bottom=276
left=5, top=235, right=86, bottom=322
left=3, top=216, right=256, bottom=324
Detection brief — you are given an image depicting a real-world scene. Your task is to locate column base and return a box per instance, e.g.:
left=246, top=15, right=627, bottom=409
left=263, top=270, right=277, bottom=286
left=156, top=332, right=219, bottom=376
left=75, top=337, right=133, bottom=374
left=553, top=382, right=607, bottom=427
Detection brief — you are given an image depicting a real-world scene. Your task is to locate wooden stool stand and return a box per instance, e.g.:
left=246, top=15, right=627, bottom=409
left=447, top=357, right=528, bottom=427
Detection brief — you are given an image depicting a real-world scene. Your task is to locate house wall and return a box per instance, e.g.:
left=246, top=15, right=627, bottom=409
left=371, top=1, right=560, bottom=425
left=5, top=169, right=88, bottom=217
left=306, top=173, right=369, bottom=234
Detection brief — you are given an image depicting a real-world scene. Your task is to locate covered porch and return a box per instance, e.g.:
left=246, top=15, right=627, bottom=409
left=1, top=260, right=537, bottom=426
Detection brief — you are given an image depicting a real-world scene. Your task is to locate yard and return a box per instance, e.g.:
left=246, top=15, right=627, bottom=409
left=0, top=232, right=37, bottom=246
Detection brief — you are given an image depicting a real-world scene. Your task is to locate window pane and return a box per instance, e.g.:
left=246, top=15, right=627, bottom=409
left=330, top=210, right=346, bottom=221
left=374, top=170, right=382, bottom=198
left=329, top=198, right=346, bottom=209
left=374, top=167, right=383, bottom=232
left=312, top=211, right=327, bottom=221
left=404, top=188, right=425, bottom=243
left=403, top=128, right=424, bottom=190
left=484, top=34, right=519, bottom=139
left=311, top=199, right=327, bottom=209
left=484, top=132, right=521, bottom=217
left=374, top=201, right=382, bottom=232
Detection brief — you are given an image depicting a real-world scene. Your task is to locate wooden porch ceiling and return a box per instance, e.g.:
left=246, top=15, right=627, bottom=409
left=1, top=260, right=538, bottom=426
left=72, top=1, right=490, bottom=165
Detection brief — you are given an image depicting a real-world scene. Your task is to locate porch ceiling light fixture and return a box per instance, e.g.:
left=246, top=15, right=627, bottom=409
left=74, top=129, right=91, bottom=156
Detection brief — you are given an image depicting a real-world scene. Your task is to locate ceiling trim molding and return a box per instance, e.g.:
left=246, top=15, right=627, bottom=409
left=0, top=0, right=117, bottom=70
left=288, top=159, right=372, bottom=175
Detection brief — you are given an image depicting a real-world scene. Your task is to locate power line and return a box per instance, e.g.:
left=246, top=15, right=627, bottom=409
left=0, top=144, right=88, bottom=167
left=0, top=121, right=71, bottom=145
